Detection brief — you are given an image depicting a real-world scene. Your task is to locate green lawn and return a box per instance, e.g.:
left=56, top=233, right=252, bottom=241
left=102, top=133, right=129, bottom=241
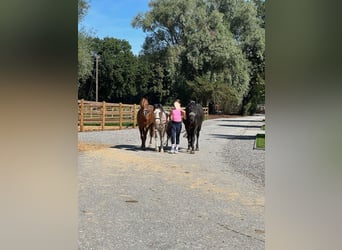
left=255, top=133, right=265, bottom=149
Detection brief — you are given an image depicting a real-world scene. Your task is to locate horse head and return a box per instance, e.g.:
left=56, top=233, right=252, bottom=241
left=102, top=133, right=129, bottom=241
left=140, top=97, right=149, bottom=110
left=154, top=104, right=167, bottom=127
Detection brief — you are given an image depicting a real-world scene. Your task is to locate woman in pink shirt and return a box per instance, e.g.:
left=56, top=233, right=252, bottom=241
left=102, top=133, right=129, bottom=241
left=169, top=99, right=186, bottom=153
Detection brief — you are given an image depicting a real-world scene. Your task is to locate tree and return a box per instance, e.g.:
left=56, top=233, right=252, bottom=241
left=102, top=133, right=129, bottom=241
left=132, top=0, right=253, bottom=110
left=207, top=0, right=265, bottom=114
left=78, top=30, right=93, bottom=83
left=252, top=0, right=265, bottom=28
left=78, top=37, right=141, bottom=103
left=78, top=0, right=89, bottom=22
left=78, top=0, right=93, bottom=85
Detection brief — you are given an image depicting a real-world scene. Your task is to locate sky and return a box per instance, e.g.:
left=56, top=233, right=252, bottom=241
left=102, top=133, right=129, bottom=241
left=79, top=0, right=151, bottom=55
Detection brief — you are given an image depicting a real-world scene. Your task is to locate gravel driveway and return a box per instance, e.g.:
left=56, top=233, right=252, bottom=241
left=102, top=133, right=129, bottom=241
left=78, top=115, right=265, bottom=249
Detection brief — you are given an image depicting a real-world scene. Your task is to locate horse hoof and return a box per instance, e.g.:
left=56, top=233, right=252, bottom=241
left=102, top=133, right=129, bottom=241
left=190, top=150, right=195, bottom=154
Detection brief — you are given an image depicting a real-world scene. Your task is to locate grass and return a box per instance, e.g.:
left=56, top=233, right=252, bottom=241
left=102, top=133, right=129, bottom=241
left=255, top=133, right=265, bottom=149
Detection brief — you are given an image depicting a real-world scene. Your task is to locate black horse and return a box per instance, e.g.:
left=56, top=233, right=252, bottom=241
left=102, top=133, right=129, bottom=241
left=183, top=100, right=204, bottom=154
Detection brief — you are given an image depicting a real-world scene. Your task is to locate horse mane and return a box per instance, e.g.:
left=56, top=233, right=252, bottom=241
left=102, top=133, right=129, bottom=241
left=155, top=103, right=165, bottom=113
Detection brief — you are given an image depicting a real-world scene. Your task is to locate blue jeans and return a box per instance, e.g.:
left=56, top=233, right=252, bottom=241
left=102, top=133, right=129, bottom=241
left=171, top=121, right=182, bottom=145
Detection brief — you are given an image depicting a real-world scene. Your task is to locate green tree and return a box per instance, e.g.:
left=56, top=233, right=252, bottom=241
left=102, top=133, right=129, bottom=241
left=252, top=0, right=265, bottom=28
left=78, top=0, right=89, bottom=22
left=78, top=37, right=140, bottom=103
left=208, top=0, right=265, bottom=114
left=132, top=0, right=253, bottom=110
left=78, top=0, right=93, bottom=85
left=78, top=30, right=93, bottom=82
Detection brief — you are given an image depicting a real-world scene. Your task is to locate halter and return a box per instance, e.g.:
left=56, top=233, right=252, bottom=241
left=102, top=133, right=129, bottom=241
left=154, top=109, right=167, bottom=124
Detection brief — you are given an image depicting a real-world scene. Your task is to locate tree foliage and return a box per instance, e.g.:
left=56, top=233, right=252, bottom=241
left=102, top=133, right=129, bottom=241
left=132, top=0, right=265, bottom=114
left=78, top=0, right=265, bottom=115
left=78, top=30, right=93, bottom=82
left=78, top=0, right=93, bottom=84
left=78, top=37, right=140, bottom=103
left=78, top=0, right=89, bottom=23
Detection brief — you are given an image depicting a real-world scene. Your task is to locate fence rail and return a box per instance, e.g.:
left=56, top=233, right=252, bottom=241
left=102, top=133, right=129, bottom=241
left=78, top=99, right=208, bottom=132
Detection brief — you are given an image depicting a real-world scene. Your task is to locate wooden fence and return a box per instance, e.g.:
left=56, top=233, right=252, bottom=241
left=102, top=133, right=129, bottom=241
left=78, top=99, right=208, bottom=132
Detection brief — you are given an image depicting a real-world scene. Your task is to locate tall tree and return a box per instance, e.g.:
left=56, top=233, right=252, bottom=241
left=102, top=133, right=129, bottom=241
left=252, top=0, right=265, bottom=28
left=132, top=0, right=252, bottom=109
left=208, top=0, right=265, bottom=114
left=78, top=0, right=89, bottom=22
left=78, top=0, right=93, bottom=85
left=78, top=30, right=93, bottom=83
left=79, top=37, right=140, bottom=103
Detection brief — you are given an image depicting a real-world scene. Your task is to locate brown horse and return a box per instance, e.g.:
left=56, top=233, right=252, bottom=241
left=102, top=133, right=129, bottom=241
left=137, top=97, right=155, bottom=150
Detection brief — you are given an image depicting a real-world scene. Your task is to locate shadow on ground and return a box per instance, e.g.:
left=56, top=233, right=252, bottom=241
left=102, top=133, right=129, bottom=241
left=209, top=134, right=256, bottom=140
left=218, top=124, right=263, bottom=129
left=110, top=145, right=140, bottom=151
left=214, top=119, right=265, bottom=123
left=111, top=145, right=164, bottom=152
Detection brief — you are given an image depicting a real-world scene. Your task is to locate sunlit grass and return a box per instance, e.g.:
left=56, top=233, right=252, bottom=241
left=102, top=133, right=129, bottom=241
left=255, top=133, right=265, bottom=149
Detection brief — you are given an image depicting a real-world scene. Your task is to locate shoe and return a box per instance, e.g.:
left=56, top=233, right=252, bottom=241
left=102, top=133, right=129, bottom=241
left=175, top=145, right=179, bottom=153
left=170, top=145, right=175, bottom=154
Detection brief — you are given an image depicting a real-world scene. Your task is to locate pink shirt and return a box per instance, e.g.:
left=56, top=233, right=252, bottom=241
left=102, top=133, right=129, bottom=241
left=171, top=109, right=182, bottom=122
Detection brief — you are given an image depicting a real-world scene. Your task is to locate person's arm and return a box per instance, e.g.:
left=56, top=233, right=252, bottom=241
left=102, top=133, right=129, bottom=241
left=181, top=109, right=186, bottom=120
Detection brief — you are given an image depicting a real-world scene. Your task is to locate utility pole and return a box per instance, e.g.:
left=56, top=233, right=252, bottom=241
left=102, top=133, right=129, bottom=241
left=95, top=54, right=99, bottom=102
left=92, top=52, right=100, bottom=102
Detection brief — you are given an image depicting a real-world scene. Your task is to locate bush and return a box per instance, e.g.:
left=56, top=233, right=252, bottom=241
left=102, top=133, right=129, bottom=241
left=242, top=101, right=257, bottom=116
left=222, top=98, right=241, bottom=114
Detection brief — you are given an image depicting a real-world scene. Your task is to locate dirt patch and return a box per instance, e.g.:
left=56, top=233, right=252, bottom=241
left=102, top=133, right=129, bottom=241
left=86, top=148, right=264, bottom=208
left=78, top=142, right=111, bottom=151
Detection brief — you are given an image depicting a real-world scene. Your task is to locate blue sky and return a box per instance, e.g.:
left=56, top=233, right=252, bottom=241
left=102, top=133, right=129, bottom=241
left=79, top=0, right=150, bottom=55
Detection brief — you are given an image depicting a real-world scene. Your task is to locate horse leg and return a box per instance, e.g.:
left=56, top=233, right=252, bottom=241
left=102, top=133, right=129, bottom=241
left=187, top=132, right=191, bottom=152
left=139, top=128, right=145, bottom=149
left=154, top=127, right=159, bottom=152
left=148, top=126, right=154, bottom=148
left=142, top=129, right=148, bottom=150
left=195, top=128, right=200, bottom=151
left=191, top=139, right=195, bottom=153
left=160, top=130, right=164, bottom=152
left=190, top=132, right=195, bottom=154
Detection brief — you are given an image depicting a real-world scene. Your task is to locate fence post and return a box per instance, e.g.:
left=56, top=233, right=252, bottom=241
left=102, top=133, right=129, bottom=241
left=119, top=103, right=123, bottom=130
left=80, top=99, right=84, bottom=132
left=133, top=104, right=137, bottom=128
left=101, top=101, right=106, bottom=131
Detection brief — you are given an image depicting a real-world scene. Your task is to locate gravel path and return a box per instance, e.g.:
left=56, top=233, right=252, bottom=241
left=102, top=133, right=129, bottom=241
left=78, top=115, right=265, bottom=249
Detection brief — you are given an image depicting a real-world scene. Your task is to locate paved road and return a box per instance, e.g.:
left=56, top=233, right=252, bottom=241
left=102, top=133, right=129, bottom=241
left=78, top=115, right=265, bottom=249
